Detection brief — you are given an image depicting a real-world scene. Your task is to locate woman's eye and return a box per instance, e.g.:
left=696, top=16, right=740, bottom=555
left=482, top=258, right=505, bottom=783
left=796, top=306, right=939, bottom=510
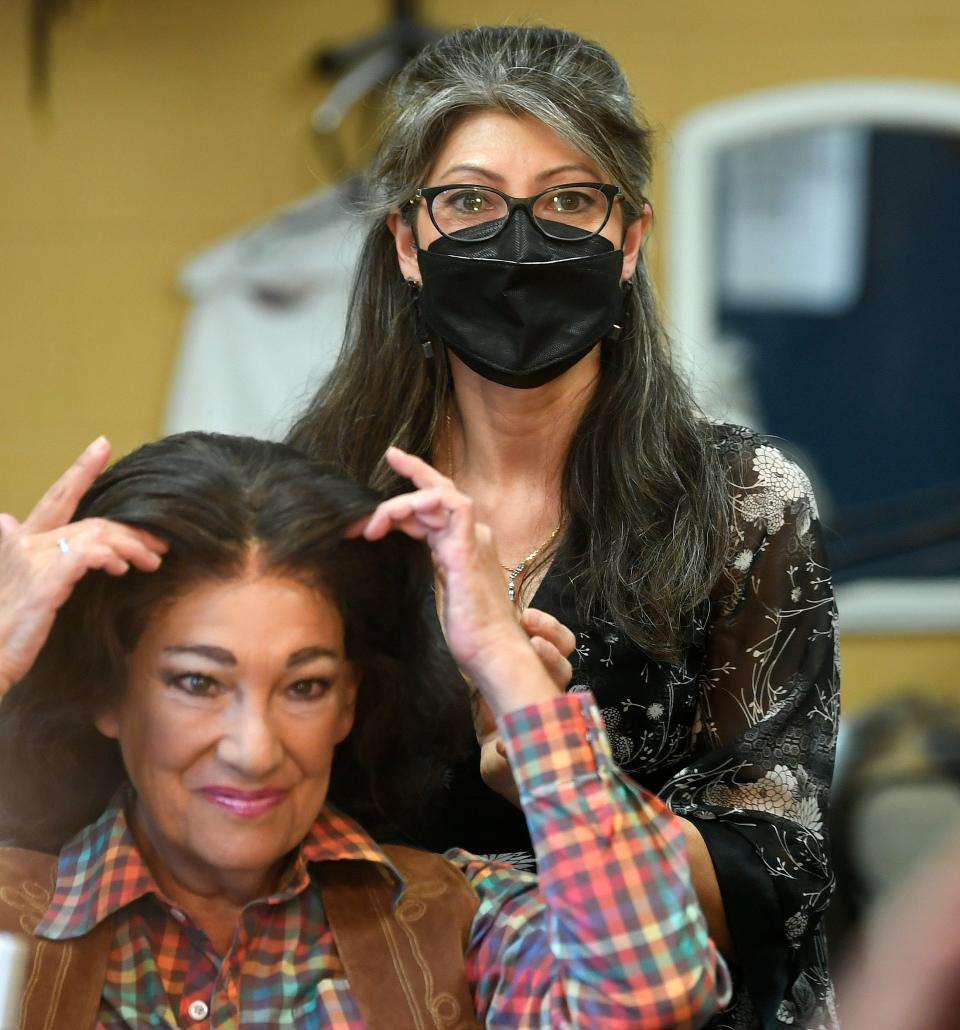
left=286, top=678, right=332, bottom=701
left=448, top=191, right=488, bottom=214
left=549, top=191, right=588, bottom=213
left=169, top=673, right=220, bottom=697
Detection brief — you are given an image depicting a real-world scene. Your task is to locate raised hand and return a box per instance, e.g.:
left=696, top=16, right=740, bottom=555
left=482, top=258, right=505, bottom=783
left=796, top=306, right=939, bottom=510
left=360, top=447, right=558, bottom=719
left=0, top=437, right=168, bottom=695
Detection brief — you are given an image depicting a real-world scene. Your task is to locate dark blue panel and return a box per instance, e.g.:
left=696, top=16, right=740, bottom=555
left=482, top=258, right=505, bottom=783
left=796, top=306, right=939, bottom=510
left=718, top=128, right=960, bottom=579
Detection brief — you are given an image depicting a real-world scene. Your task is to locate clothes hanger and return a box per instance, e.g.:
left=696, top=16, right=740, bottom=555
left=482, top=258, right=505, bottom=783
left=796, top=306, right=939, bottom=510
left=309, top=0, right=440, bottom=135
left=193, top=1, right=441, bottom=254
left=29, top=0, right=74, bottom=103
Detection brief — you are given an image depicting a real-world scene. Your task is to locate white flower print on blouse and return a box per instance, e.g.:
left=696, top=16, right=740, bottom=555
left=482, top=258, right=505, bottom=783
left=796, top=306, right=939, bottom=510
left=732, top=548, right=754, bottom=573
left=703, top=764, right=824, bottom=838
left=740, top=445, right=818, bottom=535
left=599, top=705, right=636, bottom=766
left=480, top=851, right=537, bottom=872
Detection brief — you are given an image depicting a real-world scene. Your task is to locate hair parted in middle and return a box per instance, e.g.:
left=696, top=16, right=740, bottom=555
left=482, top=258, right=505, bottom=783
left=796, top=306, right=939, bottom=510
left=0, top=432, right=468, bottom=853
left=287, top=24, right=731, bottom=660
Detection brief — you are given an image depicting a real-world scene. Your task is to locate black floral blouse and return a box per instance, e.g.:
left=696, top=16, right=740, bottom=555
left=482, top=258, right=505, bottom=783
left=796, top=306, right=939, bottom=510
left=432, top=425, right=840, bottom=1030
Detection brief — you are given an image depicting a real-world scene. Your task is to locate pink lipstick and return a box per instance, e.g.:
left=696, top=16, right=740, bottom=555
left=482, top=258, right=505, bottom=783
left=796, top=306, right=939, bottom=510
left=198, top=787, right=288, bottom=819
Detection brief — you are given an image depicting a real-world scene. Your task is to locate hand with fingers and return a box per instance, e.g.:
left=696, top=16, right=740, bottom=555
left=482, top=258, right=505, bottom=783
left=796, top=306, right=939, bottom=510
left=360, top=447, right=562, bottom=722
left=0, top=437, right=168, bottom=697
left=474, top=607, right=576, bottom=805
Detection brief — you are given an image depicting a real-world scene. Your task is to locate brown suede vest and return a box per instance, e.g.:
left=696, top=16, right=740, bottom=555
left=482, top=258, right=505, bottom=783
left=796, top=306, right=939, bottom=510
left=0, top=845, right=482, bottom=1030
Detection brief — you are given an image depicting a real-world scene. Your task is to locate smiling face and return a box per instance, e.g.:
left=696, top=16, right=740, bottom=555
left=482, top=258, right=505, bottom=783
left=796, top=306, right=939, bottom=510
left=391, top=109, right=650, bottom=282
left=96, top=570, right=357, bottom=902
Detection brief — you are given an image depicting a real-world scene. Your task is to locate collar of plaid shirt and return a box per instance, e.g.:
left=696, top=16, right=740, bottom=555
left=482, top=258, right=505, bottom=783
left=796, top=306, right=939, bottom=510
left=35, top=788, right=403, bottom=942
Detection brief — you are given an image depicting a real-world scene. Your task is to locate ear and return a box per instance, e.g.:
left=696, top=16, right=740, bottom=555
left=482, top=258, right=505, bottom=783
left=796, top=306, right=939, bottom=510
left=95, top=709, right=121, bottom=740
left=620, top=203, right=653, bottom=282
left=333, top=672, right=359, bottom=745
left=387, top=209, right=421, bottom=284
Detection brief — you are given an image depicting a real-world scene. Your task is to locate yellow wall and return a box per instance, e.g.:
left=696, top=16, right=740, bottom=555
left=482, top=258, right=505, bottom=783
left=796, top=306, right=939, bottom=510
left=2, top=0, right=959, bottom=708
left=0, top=0, right=385, bottom=510
left=841, top=635, right=959, bottom=714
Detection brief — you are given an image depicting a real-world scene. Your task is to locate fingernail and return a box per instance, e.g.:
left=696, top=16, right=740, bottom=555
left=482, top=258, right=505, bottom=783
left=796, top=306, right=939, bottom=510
left=89, top=435, right=109, bottom=451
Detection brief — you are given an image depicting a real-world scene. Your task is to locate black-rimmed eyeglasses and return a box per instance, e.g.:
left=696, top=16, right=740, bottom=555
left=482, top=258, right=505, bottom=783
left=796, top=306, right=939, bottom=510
left=413, top=182, right=622, bottom=243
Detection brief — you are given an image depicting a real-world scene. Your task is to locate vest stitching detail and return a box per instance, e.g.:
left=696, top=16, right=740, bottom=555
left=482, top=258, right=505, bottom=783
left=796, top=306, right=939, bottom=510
left=365, top=878, right=428, bottom=1030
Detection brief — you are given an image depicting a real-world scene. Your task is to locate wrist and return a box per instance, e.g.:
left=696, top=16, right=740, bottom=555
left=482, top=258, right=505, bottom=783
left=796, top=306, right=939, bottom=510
left=465, top=638, right=560, bottom=719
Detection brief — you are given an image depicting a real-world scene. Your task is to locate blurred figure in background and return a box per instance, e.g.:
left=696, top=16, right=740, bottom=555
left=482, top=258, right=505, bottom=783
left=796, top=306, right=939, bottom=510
left=839, top=830, right=960, bottom=1030
left=827, top=695, right=960, bottom=968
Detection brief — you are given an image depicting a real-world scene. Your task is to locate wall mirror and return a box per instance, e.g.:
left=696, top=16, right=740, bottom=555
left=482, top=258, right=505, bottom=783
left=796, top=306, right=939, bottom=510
left=666, top=81, right=960, bottom=631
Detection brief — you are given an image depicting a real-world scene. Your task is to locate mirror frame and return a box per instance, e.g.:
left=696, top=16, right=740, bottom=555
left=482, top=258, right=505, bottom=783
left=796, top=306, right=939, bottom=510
left=665, top=80, right=960, bottom=632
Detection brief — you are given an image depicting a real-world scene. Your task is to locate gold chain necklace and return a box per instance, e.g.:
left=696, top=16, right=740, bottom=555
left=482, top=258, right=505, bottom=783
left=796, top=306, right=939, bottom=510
left=498, top=524, right=561, bottom=603
left=444, top=410, right=560, bottom=604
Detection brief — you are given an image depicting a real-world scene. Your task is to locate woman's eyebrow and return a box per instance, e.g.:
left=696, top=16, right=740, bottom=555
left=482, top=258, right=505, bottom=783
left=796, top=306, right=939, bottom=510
left=161, top=645, right=339, bottom=668
left=286, top=647, right=339, bottom=669
left=436, top=163, right=504, bottom=182
left=163, top=644, right=236, bottom=665
left=434, top=162, right=600, bottom=185
left=535, top=163, right=599, bottom=182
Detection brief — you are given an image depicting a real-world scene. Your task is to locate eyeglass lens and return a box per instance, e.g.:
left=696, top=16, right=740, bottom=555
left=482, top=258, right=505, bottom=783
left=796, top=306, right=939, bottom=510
left=429, top=186, right=611, bottom=241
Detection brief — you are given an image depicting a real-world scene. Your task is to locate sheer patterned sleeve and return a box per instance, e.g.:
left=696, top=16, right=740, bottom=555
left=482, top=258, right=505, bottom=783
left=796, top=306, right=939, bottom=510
left=660, top=429, right=840, bottom=1029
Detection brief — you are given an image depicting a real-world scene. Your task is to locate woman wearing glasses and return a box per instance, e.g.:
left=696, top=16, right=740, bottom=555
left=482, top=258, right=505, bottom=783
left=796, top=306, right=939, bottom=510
left=288, top=24, right=839, bottom=1030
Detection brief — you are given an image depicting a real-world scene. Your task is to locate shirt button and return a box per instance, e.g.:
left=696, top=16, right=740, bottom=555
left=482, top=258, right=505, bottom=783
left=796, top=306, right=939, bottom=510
left=187, top=999, right=209, bottom=1021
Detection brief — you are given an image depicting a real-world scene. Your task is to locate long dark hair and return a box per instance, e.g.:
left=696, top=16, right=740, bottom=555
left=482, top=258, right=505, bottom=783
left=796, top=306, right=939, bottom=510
left=0, top=432, right=465, bottom=852
left=286, top=25, right=731, bottom=659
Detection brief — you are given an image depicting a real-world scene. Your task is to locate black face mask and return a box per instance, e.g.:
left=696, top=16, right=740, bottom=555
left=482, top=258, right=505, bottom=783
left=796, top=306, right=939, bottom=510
left=415, top=211, right=627, bottom=389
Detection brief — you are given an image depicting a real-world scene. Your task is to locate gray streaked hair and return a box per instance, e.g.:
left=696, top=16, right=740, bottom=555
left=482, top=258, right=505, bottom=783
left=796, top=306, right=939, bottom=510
left=372, top=25, right=651, bottom=220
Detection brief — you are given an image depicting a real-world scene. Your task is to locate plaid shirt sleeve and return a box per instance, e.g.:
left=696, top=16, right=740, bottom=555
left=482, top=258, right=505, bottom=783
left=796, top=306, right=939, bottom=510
left=451, top=691, right=731, bottom=1030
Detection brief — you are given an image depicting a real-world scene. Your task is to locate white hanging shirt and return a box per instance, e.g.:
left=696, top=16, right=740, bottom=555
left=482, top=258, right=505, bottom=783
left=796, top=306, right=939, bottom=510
left=165, top=185, right=368, bottom=440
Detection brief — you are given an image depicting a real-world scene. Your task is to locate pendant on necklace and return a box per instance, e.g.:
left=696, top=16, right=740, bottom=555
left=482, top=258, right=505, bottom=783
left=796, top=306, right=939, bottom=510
left=505, top=560, right=527, bottom=603
left=500, top=524, right=560, bottom=605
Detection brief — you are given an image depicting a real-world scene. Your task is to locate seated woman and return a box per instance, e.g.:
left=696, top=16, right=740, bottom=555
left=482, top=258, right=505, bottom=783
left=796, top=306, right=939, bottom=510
left=0, top=433, right=728, bottom=1029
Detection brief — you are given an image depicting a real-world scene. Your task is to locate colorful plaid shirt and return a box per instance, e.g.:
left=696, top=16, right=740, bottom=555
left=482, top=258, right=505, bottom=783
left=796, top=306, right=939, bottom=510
left=36, top=692, right=729, bottom=1028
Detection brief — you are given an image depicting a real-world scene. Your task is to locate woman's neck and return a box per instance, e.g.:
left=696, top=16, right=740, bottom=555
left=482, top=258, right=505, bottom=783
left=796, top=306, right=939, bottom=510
left=444, top=349, right=599, bottom=494
left=129, top=800, right=283, bottom=954
left=440, top=349, right=599, bottom=575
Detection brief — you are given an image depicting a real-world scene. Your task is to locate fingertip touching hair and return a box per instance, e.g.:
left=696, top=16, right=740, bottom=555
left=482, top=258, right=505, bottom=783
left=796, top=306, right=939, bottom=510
left=286, top=24, right=731, bottom=660
left=0, top=432, right=465, bottom=852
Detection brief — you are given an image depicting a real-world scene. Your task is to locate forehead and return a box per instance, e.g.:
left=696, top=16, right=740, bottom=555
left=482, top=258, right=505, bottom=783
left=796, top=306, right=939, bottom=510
left=132, top=574, right=345, bottom=657
left=427, top=109, right=603, bottom=184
